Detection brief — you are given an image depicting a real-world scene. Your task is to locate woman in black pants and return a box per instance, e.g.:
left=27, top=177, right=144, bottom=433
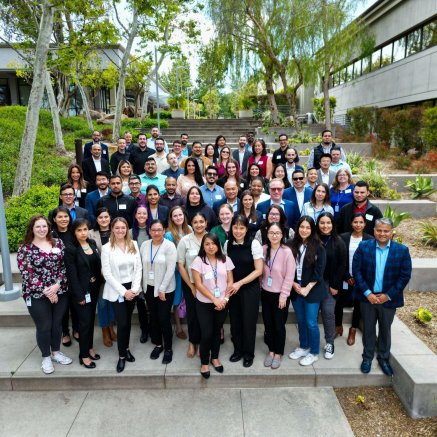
left=101, top=217, right=143, bottom=373
left=224, top=215, right=263, bottom=368
left=65, top=219, right=102, bottom=369
left=191, top=233, right=234, bottom=378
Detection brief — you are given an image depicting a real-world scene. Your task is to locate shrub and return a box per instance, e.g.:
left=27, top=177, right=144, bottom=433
left=346, top=152, right=363, bottom=173
left=361, top=165, right=400, bottom=199
left=383, top=205, right=411, bottom=227
left=414, top=308, right=433, bottom=324
left=374, top=108, right=396, bottom=145
left=392, top=107, right=424, bottom=155
left=5, top=185, right=59, bottom=252
left=120, top=118, right=169, bottom=130
left=420, top=221, right=437, bottom=246
left=421, top=107, right=437, bottom=150
left=405, top=175, right=437, bottom=199
left=393, top=154, right=411, bottom=170
left=346, top=106, right=375, bottom=137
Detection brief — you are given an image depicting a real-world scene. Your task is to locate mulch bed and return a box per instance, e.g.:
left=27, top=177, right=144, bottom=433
left=395, top=217, right=437, bottom=258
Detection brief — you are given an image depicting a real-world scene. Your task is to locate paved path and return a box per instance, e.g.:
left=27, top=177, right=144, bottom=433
left=0, top=387, right=354, bottom=437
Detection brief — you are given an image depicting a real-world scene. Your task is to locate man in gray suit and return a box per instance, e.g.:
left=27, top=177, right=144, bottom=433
left=232, top=135, right=251, bottom=177
left=316, top=153, right=336, bottom=186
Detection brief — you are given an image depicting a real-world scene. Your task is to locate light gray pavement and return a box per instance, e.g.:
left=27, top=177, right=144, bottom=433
left=0, top=387, right=354, bottom=437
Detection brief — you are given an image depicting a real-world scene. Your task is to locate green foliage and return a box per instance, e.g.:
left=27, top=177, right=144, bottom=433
left=160, top=58, right=192, bottom=100
left=312, top=97, right=336, bottom=122
left=361, top=162, right=400, bottom=199
left=414, top=308, right=433, bottom=324
left=158, top=110, right=172, bottom=119
left=289, top=131, right=318, bottom=144
left=405, top=175, right=437, bottom=199
left=383, top=205, right=411, bottom=228
left=120, top=118, right=169, bottom=130
left=420, top=221, right=437, bottom=247
left=393, top=154, right=412, bottom=170
left=299, top=148, right=311, bottom=156
left=346, top=152, right=363, bottom=173
left=168, top=96, right=188, bottom=111
left=201, top=88, right=221, bottom=119
left=5, top=185, right=59, bottom=252
left=391, top=107, right=424, bottom=155
left=374, top=108, right=395, bottom=144
left=421, top=107, right=437, bottom=150
left=346, top=106, right=375, bottom=137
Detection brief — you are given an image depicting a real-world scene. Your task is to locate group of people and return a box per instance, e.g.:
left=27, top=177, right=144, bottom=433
left=17, top=127, right=412, bottom=378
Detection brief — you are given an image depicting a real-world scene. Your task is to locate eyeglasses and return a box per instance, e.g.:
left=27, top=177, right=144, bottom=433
left=61, top=193, right=75, bottom=197
left=221, top=151, right=230, bottom=154
left=150, top=228, right=164, bottom=233
left=129, top=182, right=141, bottom=186
left=206, top=173, right=218, bottom=177
left=267, top=231, right=282, bottom=236
left=270, top=187, right=283, bottom=192
left=293, top=177, right=304, bottom=181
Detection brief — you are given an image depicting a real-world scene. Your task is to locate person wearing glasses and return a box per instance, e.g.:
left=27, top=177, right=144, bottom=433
left=215, top=146, right=234, bottom=178
left=49, top=184, right=89, bottom=225
left=200, top=166, right=225, bottom=208
left=283, top=170, right=313, bottom=218
left=127, top=175, right=147, bottom=207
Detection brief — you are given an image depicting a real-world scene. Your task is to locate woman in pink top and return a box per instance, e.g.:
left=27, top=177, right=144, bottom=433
left=261, top=222, right=296, bottom=370
left=191, top=233, right=234, bottom=379
left=247, top=139, right=272, bottom=180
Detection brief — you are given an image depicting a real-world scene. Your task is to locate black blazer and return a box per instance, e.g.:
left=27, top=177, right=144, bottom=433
left=64, top=239, right=102, bottom=303
left=82, top=158, right=111, bottom=191
left=291, top=244, right=327, bottom=303
left=340, top=232, right=373, bottom=285
left=322, top=236, right=347, bottom=292
left=232, top=149, right=251, bottom=176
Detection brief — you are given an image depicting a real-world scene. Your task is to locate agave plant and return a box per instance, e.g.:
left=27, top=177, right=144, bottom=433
left=383, top=205, right=411, bottom=228
left=405, top=175, right=437, bottom=199
left=420, top=221, right=437, bottom=246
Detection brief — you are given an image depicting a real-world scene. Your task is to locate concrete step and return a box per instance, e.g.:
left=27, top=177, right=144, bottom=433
left=372, top=199, right=436, bottom=218
left=383, top=174, right=437, bottom=193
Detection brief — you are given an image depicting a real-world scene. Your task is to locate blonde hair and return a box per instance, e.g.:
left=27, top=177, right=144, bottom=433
left=110, top=217, right=137, bottom=254
left=167, top=206, right=191, bottom=245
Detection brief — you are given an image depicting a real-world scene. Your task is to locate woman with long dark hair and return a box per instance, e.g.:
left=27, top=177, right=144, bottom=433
left=224, top=215, right=263, bottom=367
left=301, top=183, right=334, bottom=222
left=237, top=190, right=263, bottom=237
left=216, top=146, right=235, bottom=178
left=254, top=205, right=294, bottom=245
left=247, top=139, right=272, bottom=180
left=316, top=212, right=347, bottom=360
left=65, top=219, right=102, bottom=369
left=261, top=222, right=295, bottom=369
left=272, top=163, right=291, bottom=189
left=204, top=143, right=217, bottom=165
left=177, top=157, right=204, bottom=196
left=191, top=233, right=234, bottom=378
left=184, top=186, right=217, bottom=231
left=217, top=160, right=247, bottom=191
left=88, top=207, right=117, bottom=347
left=17, top=215, right=72, bottom=374
left=67, top=163, right=88, bottom=208
left=336, top=213, right=373, bottom=345
left=288, top=216, right=326, bottom=366
left=214, top=134, right=227, bottom=158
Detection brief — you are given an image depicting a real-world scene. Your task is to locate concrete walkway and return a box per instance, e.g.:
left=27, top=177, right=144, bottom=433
left=0, top=387, right=354, bottom=437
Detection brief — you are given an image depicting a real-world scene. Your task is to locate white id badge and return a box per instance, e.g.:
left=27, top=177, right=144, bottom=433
left=267, top=276, right=273, bottom=287
left=345, top=189, right=351, bottom=194
left=365, top=214, right=373, bottom=221
left=26, top=296, right=32, bottom=307
left=296, top=267, right=302, bottom=281
left=213, top=287, right=221, bottom=298
left=148, top=271, right=155, bottom=280
left=215, top=194, right=222, bottom=199
left=334, top=205, right=339, bottom=213
left=85, top=293, right=91, bottom=303
left=119, top=204, right=127, bottom=210
left=118, top=295, right=124, bottom=303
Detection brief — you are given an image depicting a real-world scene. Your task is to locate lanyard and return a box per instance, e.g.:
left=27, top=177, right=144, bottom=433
left=206, top=259, right=218, bottom=288
left=298, top=245, right=307, bottom=270
left=150, top=208, right=158, bottom=220
left=150, top=243, right=162, bottom=266
left=268, top=247, right=281, bottom=275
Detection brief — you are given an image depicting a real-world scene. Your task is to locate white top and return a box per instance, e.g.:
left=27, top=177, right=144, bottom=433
left=223, top=239, right=264, bottom=259
left=177, top=233, right=204, bottom=283
left=254, top=192, right=270, bottom=207
left=343, top=235, right=363, bottom=289
left=92, top=157, right=102, bottom=172
left=295, top=190, right=305, bottom=213
left=301, top=202, right=334, bottom=222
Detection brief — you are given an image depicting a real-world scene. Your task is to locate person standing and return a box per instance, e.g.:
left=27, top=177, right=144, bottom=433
left=283, top=169, right=313, bottom=217
left=17, top=215, right=72, bottom=374
left=191, top=233, right=234, bottom=378
left=301, top=183, right=334, bottom=222
left=330, top=169, right=355, bottom=218
left=101, top=218, right=142, bottom=373
left=316, top=154, right=336, bottom=187
left=129, top=133, right=155, bottom=175
left=200, top=166, right=225, bottom=208
left=150, top=137, right=170, bottom=174
left=225, top=215, right=264, bottom=368
left=85, top=171, right=110, bottom=227
left=140, top=220, right=177, bottom=364
left=110, top=138, right=130, bottom=174
left=271, top=133, right=290, bottom=167
left=159, top=176, right=186, bottom=211
left=65, top=219, right=102, bottom=369
left=288, top=216, right=326, bottom=366
left=177, top=157, right=204, bottom=197
left=210, top=203, right=233, bottom=247
left=238, top=190, right=263, bottom=237
left=83, top=130, right=109, bottom=160
left=232, top=135, right=251, bottom=176
left=66, top=164, right=88, bottom=208
left=82, top=144, right=111, bottom=191
left=261, top=223, right=295, bottom=369
left=49, top=184, right=89, bottom=224
left=162, top=152, right=184, bottom=180
left=353, top=218, right=412, bottom=376
left=185, top=186, right=217, bottom=231
left=247, top=139, right=272, bottom=180
left=307, top=129, right=346, bottom=169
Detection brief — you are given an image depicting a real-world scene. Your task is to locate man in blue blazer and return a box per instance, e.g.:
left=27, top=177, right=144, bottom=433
left=283, top=169, right=313, bottom=216
left=352, top=218, right=412, bottom=376
left=85, top=171, right=111, bottom=227
left=83, top=131, right=109, bottom=160
left=256, top=178, right=299, bottom=229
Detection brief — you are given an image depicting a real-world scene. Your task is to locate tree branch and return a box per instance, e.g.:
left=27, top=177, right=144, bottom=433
left=112, top=0, right=129, bottom=34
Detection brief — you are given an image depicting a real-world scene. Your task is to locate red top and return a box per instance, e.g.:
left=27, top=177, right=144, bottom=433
left=248, top=155, right=268, bottom=178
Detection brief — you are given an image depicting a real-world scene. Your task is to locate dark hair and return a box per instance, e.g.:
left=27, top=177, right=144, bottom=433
left=109, top=174, right=122, bottom=183
left=321, top=129, right=332, bottom=136
left=67, top=164, right=87, bottom=190
left=265, top=222, right=287, bottom=263
left=145, top=157, right=156, bottom=164
left=259, top=205, right=288, bottom=245
left=172, top=139, right=181, bottom=147
left=186, top=186, right=206, bottom=208
left=180, top=133, right=188, bottom=138
left=192, top=141, right=203, bottom=148
left=290, top=216, right=321, bottom=267
left=23, top=215, right=55, bottom=246
left=228, top=214, right=252, bottom=246
left=94, top=207, right=111, bottom=231
left=96, top=171, right=110, bottom=180
left=205, top=144, right=216, bottom=159
left=273, top=163, right=291, bottom=188
left=252, top=139, right=267, bottom=156
left=128, top=174, right=141, bottom=184
left=238, top=190, right=258, bottom=223
left=247, top=163, right=262, bottom=184
left=145, top=184, right=160, bottom=195
left=287, top=146, right=300, bottom=163
left=191, top=212, right=208, bottom=228
left=278, top=133, right=288, bottom=140
left=310, top=183, right=331, bottom=206
left=137, top=132, right=147, bottom=140
left=71, top=218, right=90, bottom=246
left=60, top=183, right=75, bottom=195
left=224, top=160, right=242, bottom=185
left=316, top=212, right=341, bottom=250
left=149, top=219, right=165, bottom=229
left=51, top=206, right=72, bottom=231
left=205, top=165, right=217, bottom=175
left=355, top=180, right=369, bottom=190
left=306, top=166, right=317, bottom=174
left=184, top=157, right=204, bottom=186
left=132, top=205, right=148, bottom=241
left=351, top=212, right=366, bottom=223
left=214, top=135, right=226, bottom=148
left=292, top=169, right=305, bottom=178
left=155, top=136, right=165, bottom=144
left=320, top=153, right=332, bottom=161
left=198, top=233, right=226, bottom=264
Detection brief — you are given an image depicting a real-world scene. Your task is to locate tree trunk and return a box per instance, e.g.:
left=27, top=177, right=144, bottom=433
left=322, top=0, right=332, bottom=130
left=323, top=75, right=331, bottom=130
left=278, top=69, right=301, bottom=132
left=45, top=70, right=66, bottom=154
left=13, top=0, right=55, bottom=196
left=265, top=75, right=279, bottom=125
left=77, top=79, right=93, bottom=130
left=113, top=8, right=138, bottom=141
left=55, top=72, right=71, bottom=116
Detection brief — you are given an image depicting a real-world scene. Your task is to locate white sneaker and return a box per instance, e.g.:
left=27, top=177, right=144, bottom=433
left=41, top=357, right=54, bottom=374
left=51, top=351, right=73, bottom=365
left=324, top=343, right=335, bottom=360
left=288, top=347, right=310, bottom=360
left=299, top=353, right=319, bottom=366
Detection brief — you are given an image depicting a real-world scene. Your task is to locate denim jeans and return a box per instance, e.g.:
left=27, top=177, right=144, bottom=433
left=292, top=295, right=321, bottom=355
left=97, top=296, right=115, bottom=328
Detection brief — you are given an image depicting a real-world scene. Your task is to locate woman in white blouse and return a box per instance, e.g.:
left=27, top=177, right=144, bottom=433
left=140, top=219, right=177, bottom=364
left=101, top=217, right=142, bottom=373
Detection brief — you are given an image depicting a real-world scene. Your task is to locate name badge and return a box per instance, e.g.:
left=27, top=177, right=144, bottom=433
left=76, top=191, right=81, bottom=198
left=85, top=293, right=91, bottom=303
left=296, top=266, right=302, bottom=281
left=119, top=204, right=127, bottom=210
left=148, top=271, right=155, bottom=280
left=213, top=287, right=221, bottom=298
left=215, top=194, right=222, bottom=199
left=204, top=271, right=213, bottom=280
left=267, top=276, right=273, bottom=287
left=345, top=189, right=351, bottom=194
left=365, top=214, right=373, bottom=221
left=334, top=205, right=339, bottom=213
left=189, top=249, right=198, bottom=256
left=26, top=296, right=32, bottom=307
left=258, top=160, right=263, bottom=165
left=103, top=150, right=107, bottom=154
left=118, top=295, right=124, bottom=303
left=75, top=200, right=79, bottom=206
left=81, top=188, right=87, bottom=193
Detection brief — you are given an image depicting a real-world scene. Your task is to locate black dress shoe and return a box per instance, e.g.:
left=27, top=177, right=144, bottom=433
left=125, top=349, right=135, bottom=362
left=150, top=346, right=164, bottom=360
left=377, top=358, right=393, bottom=376
left=162, top=350, right=173, bottom=365
left=79, top=357, right=96, bottom=369
left=140, top=331, right=149, bottom=344
left=229, top=352, right=242, bottom=363
left=89, top=353, right=101, bottom=361
left=211, top=360, right=224, bottom=373
left=116, top=358, right=126, bottom=373
left=200, top=370, right=210, bottom=379
left=243, top=358, right=253, bottom=368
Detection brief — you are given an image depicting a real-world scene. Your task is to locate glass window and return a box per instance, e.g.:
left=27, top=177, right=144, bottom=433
left=362, top=56, right=371, bottom=74
left=407, top=29, right=422, bottom=56
left=371, top=49, right=381, bottom=71
left=392, top=37, right=406, bottom=62
left=381, top=43, right=393, bottom=66
left=353, top=59, right=361, bottom=78
left=422, top=20, right=437, bottom=50
left=337, top=69, right=344, bottom=85
left=17, top=78, right=31, bottom=105
left=342, top=66, right=349, bottom=82
left=346, top=64, right=353, bottom=81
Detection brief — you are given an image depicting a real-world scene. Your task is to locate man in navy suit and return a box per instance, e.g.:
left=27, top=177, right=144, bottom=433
left=213, top=180, right=240, bottom=215
left=256, top=178, right=299, bottom=229
left=232, top=135, right=251, bottom=177
left=83, top=131, right=109, bottom=161
left=85, top=171, right=110, bottom=227
left=82, top=144, right=111, bottom=191
left=353, top=218, right=412, bottom=376
left=49, top=184, right=89, bottom=224
left=283, top=169, right=313, bottom=217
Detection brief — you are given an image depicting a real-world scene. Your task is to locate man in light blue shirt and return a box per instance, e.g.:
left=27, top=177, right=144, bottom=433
left=147, top=126, right=169, bottom=153
left=330, top=148, right=351, bottom=174
left=200, top=166, right=224, bottom=208
left=139, top=157, right=167, bottom=194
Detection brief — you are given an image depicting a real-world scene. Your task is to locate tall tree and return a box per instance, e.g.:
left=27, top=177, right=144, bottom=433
left=13, top=0, right=54, bottom=196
